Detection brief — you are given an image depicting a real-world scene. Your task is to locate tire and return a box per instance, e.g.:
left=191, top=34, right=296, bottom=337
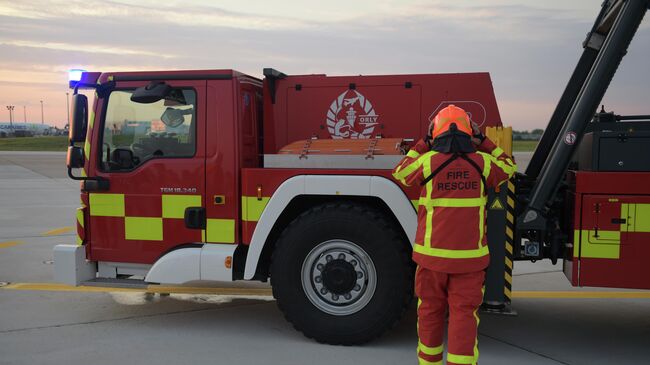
left=270, top=201, right=414, bottom=345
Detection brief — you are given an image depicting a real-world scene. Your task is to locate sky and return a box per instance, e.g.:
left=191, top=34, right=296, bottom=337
left=0, top=0, right=648, bottom=129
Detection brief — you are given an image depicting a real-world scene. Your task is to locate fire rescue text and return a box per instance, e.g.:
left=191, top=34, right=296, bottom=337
left=437, top=170, right=479, bottom=191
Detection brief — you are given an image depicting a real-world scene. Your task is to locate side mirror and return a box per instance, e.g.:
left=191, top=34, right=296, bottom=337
left=131, top=81, right=171, bottom=104
left=69, top=94, right=88, bottom=143
left=66, top=146, right=85, bottom=168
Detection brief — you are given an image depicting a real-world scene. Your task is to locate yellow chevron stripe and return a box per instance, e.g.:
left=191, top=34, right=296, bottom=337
left=1, top=282, right=274, bottom=296
left=42, top=226, right=74, bottom=236
left=504, top=287, right=512, bottom=298
left=0, top=240, right=24, bottom=249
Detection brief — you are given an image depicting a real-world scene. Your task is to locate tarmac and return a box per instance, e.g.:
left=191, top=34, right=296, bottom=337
left=0, top=151, right=648, bottom=365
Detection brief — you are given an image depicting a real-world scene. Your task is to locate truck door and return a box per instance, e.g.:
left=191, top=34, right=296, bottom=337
left=88, top=80, right=206, bottom=264
left=202, top=80, right=241, bottom=247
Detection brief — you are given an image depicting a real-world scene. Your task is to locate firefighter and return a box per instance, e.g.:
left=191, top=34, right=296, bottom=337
left=392, top=105, right=516, bottom=365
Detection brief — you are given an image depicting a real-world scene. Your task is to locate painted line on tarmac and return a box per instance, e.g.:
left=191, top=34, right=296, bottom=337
left=1, top=283, right=648, bottom=299
left=154, top=285, right=273, bottom=296
left=42, top=226, right=74, bottom=236
left=0, top=240, right=25, bottom=249
left=513, top=291, right=650, bottom=299
left=1, top=282, right=274, bottom=296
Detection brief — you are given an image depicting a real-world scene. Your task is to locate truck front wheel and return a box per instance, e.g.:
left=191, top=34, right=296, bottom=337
left=270, top=202, right=413, bottom=344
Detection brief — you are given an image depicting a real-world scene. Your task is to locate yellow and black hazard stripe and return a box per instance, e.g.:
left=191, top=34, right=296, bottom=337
left=504, top=180, right=516, bottom=303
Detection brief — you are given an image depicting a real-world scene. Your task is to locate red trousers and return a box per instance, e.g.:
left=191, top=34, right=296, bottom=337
left=415, top=267, right=485, bottom=365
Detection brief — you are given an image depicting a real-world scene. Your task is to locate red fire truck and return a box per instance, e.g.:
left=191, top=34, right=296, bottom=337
left=57, top=68, right=504, bottom=344
left=55, top=0, right=649, bottom=345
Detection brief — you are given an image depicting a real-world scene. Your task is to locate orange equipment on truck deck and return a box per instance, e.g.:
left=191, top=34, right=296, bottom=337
left=278, top=138, right=407, bottom=157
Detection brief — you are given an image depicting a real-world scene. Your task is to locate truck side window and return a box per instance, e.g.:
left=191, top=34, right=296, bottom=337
left=100, top=89, right=196, bottom=171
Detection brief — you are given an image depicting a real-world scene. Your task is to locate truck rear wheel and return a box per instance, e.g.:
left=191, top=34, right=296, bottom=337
left=270, top=202, right=413, bottom=345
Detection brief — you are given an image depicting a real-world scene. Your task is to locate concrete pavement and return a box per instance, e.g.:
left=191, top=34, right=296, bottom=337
left=0, top=151, right=648, bottom=365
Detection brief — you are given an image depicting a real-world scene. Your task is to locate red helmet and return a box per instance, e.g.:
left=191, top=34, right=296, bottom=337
left=431, top=105, right=473, bottom=139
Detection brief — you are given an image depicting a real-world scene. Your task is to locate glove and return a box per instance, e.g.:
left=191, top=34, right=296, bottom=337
left=471, top=121, right=486, bottom=145
left=425, top=121, right=434, bottom=149
left=424, top=134, right=434, bottom=150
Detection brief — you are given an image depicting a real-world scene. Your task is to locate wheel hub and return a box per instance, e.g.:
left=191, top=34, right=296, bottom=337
left=301, top=239, right=376, bottom=316
left=321, top=260, right=356, bottom=294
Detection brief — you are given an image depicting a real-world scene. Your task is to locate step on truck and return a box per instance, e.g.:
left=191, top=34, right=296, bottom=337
left=56, top=0, right=650, bottom=344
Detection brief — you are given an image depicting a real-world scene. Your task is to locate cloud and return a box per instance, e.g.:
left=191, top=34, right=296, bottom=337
left=0, top=0, right=647, bottom=129
left=0, top=40, right=174, bottom=58
left=0, top=3, right=53, bottom=19
left=0, top=0, right=312, bottom=31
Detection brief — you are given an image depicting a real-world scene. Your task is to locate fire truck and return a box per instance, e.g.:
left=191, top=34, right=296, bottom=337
left=55, top=0, right=649, bottom=344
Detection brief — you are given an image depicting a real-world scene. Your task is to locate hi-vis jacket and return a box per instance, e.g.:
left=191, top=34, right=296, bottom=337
left=392, top=138, right=516, bottom=273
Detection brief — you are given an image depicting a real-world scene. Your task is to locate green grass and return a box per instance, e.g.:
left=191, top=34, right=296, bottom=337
left=0, top=136, right=69, bottom=151
left=513, top=140, right=538, bottom=152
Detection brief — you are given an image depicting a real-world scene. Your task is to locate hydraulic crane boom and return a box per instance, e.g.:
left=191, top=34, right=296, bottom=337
left=525, top=3, right=611, bottom=179
left=518, top=0, right=649, bottom=233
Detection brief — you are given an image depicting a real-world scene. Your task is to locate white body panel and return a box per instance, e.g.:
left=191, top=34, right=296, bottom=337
left=200, top=244, right=237, bottom=281
left=145, top=247, right=201, bottom=284
left=53, top=244, right=97, bottom=285
left=243, top=175, right=416, bottom=280
left=145, top=244, right=236, bottom=284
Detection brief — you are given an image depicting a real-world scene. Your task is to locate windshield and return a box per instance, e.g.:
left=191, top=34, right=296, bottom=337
left=100, top=89, right=196, bottom=171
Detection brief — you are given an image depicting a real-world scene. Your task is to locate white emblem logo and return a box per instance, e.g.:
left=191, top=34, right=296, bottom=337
left=326, top=90, right=379, bottom=139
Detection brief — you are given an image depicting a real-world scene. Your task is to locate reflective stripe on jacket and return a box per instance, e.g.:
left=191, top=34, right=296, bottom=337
left=392, top=138, right=516, bottom=273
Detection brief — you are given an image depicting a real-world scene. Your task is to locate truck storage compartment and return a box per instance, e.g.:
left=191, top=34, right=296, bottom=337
left=264, top=72, right=503, bottom=154
left=579, top=130, right=650, bottom=171
left=578, top=117, right=650, bottom=172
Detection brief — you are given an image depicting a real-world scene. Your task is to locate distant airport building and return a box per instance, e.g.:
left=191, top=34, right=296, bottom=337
left=0, top=122, right=60, bottom=137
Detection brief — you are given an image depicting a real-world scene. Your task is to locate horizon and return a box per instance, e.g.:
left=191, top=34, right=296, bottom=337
left=1, top=0, right=648, bottom=129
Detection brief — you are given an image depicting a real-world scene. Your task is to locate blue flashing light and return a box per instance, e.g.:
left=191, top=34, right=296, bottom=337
left=68, top=69, right=86, bottom=82
left=68, top=68, right=87, bottom=89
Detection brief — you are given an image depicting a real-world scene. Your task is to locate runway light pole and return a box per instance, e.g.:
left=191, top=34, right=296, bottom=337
left=6, top=105, right=15, bottom=131
left=40, top=100, right=44, bottom=125
left=66, top=92, right=70, bottom=127
left=23, top=105, right=26, bottom=123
